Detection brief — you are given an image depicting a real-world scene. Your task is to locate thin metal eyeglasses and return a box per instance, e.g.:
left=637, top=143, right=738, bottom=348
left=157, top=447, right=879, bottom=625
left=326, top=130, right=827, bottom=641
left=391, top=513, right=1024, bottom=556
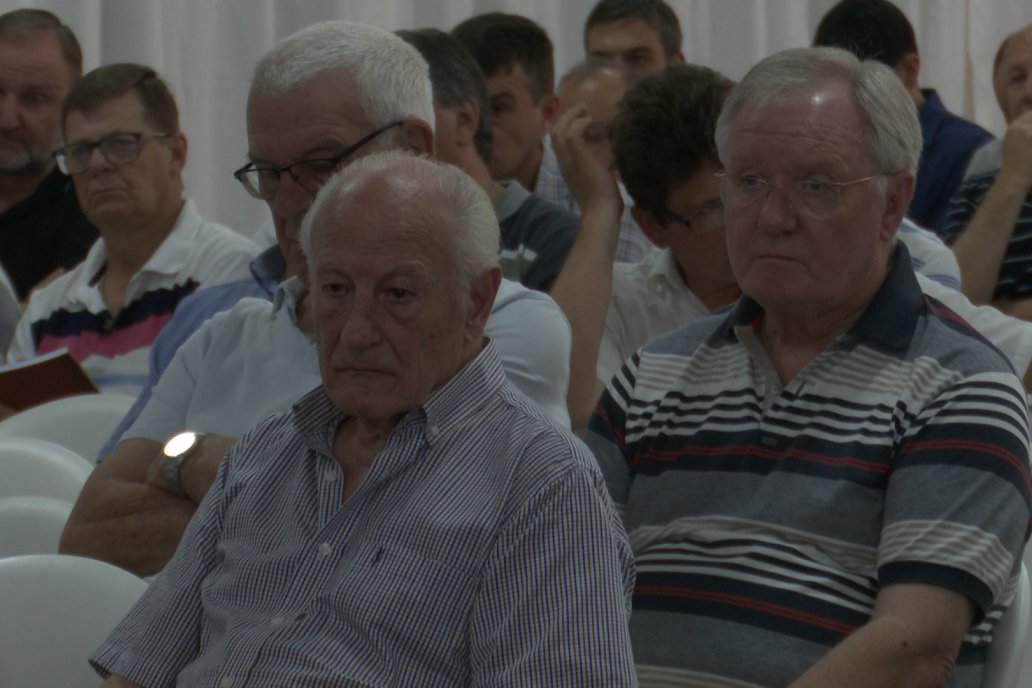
left=715, top=171, right=886, bottom=217
left=52, top=132, right=172, bottom=175
left=658, top=199, right=724, bottom=234
left=233, top=120, right=404, bottom=200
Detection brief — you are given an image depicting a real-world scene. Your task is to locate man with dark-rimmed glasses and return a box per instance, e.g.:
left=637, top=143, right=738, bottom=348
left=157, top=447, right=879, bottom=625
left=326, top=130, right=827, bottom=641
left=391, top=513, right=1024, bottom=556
left=63, top=20, right=574, bottom=590
left=61, top=24, right=436, bottom=578
left=5, top=62, right=257, bottom=393
left=586, top=46, right=1031, bottom=686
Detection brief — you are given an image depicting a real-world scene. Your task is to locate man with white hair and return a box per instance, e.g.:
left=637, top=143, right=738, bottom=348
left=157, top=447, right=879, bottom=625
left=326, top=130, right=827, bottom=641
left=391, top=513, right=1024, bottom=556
left=61, top=20, right=573, bottom=578
left=587, top=46, right=1030, bottom=685
left=92, top=151, right=636, bottom=687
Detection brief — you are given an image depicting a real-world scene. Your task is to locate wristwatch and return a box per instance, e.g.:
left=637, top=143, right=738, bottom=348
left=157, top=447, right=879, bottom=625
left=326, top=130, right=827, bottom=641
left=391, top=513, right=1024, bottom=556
left=162, top=431, right=206, bottom=497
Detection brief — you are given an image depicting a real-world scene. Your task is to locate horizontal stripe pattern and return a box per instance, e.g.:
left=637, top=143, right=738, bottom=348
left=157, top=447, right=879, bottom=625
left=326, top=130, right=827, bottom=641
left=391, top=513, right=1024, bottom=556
left=586, top=247, right=1031, bottom=686
left=944, top=160, right=1032, bottom=299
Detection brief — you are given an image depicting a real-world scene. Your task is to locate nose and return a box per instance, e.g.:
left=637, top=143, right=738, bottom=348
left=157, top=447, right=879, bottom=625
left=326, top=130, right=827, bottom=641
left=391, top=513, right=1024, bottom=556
left=270, top=173, right=315, bottom=228
left=755, top=184, right=797, bottom=234
left=339, top=290, right=382, bottom=352
left=81, top=145, right=115, bottom=173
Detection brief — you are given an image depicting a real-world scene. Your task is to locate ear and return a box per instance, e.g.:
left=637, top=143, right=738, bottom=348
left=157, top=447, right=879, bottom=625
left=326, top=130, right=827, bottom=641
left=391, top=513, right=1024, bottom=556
left=896, top=52, right=921, bottom=91
left=880, top=171, right=915, bottom=241
left=670, top=50, right=686, bottom=65
left=453, top=97, right=480, bottom=150
left=631, top=205, right=669, bottom=249
left=400, top=119, right=435, bottom=157
left=168, top=131, right=188, bottom=174
left=467, top=265, right=501, bottom=339
left=539, top=92, right=560, bottom=133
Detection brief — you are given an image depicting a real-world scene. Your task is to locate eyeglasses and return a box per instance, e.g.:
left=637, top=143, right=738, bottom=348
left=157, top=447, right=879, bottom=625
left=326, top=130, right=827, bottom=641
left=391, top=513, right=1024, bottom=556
left=716, top=171, right=885, bottom=217
left=233, top=120, right=404, bottom=200
left=659, top=199, right=724, bottom=234
left=53, top=132, right=172, bottom=175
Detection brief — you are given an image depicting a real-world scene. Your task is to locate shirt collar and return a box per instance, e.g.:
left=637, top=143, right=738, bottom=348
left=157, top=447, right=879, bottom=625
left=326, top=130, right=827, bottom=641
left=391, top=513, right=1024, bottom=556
left=720, top=242, right=920, bottom=352
left=271, top=275, right=306, bottom=322
left=250, top=244, right=286, bottom=295
left=86, top=197, right=195, bottom=282
left=918, top=89, right=946, bottom=144
left=494, top=181, right=531, bottom=223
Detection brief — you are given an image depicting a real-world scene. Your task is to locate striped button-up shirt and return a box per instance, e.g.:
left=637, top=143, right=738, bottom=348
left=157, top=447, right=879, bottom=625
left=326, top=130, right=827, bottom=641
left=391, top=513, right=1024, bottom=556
left=93, top=342, right=637, bottom=687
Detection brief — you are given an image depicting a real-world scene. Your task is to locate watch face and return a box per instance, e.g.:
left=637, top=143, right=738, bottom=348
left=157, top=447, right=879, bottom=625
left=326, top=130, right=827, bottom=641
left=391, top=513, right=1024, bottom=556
left=164, top=431, right=198, bottom=458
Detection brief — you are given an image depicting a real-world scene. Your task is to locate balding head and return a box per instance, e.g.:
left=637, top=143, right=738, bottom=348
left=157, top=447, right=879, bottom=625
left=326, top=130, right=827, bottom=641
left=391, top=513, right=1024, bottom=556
left=993, top=24, right=1032, bottom=123
left=300, top=150, right=501, bottom=424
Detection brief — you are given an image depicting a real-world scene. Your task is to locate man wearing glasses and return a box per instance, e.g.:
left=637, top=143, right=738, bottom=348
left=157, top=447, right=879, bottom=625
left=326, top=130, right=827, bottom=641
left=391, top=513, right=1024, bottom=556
left=552, top=64, right=740, bottom=434
left=586, top=47, right=1030, bottom=686
left=62, top=21, right=574, bottom=580
left=4, top=62, right=256, bottom=394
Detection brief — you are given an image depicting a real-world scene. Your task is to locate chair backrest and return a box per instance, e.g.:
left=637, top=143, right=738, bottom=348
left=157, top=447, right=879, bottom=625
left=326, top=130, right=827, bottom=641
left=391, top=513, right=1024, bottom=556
left=0, top=437, right=94, bottom=501
left=0, top=393, right=136, bottom=462
left=0, top=496, right=75, bottom=558
left=0, top=554, right=148, bottom=687
left=984, top=564, right=1031, bottom=688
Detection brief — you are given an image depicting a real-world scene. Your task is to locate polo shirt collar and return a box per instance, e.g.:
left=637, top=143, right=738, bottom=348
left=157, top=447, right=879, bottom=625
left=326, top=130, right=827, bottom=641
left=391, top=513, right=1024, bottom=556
left=720, top=242, right=920, bottom=352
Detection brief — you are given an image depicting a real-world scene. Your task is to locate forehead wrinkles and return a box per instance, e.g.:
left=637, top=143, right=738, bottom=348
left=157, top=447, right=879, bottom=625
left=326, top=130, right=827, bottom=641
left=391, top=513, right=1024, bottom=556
left=729, top=89, right=873, bottom=170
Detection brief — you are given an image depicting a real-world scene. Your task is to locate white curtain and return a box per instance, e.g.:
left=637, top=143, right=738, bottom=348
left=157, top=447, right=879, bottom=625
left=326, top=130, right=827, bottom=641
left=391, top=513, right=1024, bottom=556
left=13, top=0, right=1032, bottom=240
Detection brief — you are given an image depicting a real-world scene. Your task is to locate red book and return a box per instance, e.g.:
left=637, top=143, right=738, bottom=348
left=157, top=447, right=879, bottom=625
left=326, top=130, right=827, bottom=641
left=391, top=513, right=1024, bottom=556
left=0, top=348, right=99, bottom=411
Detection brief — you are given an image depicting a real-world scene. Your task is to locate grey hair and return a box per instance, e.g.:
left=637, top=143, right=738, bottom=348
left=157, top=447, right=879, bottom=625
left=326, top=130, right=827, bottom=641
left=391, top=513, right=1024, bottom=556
left=300, top=150, right=500, bottom=288
left=252, top=20, right=435, bottom=131
left=715, top=46, right=921, bottom=174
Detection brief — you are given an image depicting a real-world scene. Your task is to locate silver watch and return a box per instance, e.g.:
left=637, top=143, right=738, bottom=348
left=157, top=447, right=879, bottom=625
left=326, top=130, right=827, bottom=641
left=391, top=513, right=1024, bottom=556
left=162, top=431, right=206, bottom=497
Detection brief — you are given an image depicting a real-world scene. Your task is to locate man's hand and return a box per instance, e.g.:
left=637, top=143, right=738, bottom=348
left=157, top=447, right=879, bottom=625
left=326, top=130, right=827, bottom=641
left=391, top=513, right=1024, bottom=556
left=551, top=104, right=622, bottom=218
left=998, top=110, right=1032, bottom=195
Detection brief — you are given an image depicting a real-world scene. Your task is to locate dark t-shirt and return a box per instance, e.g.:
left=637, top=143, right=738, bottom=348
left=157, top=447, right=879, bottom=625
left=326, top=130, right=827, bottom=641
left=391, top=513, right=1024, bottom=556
left=0, top=168, right=98, bottom=300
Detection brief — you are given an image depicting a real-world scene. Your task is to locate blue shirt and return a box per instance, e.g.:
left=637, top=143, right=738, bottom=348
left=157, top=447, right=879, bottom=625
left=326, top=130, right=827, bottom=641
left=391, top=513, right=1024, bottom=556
left=92, top=343, right=636, bottom=686
left=911, top=90, right=993, bottom=234
left=97, top=245, right=285, bottom=459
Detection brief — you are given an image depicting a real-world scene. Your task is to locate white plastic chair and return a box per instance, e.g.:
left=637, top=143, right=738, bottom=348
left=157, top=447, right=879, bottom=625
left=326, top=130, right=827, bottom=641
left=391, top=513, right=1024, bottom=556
left=0, top=393, right=135, bottom=462
left=0, top=554, right=147, bottom=687
left=984, top=564, right=1031, bottom=688
left=0, top=437, right=94, bottom=501
left=0, top=496, right=75, bottom=558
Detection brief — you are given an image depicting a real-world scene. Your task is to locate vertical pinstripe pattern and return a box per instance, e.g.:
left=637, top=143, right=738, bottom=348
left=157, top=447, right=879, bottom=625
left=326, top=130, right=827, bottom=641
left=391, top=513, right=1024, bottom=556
left=587, top=246, right=1032, bottom=687
left=92, top=343, right=637, bottom=687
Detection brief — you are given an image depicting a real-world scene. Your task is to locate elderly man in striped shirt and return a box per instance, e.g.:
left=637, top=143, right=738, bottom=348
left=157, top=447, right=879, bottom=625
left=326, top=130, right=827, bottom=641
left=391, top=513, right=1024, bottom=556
left=587, top=46, right=1031, bottom=687
left=91, top=152, right=636, bottom=686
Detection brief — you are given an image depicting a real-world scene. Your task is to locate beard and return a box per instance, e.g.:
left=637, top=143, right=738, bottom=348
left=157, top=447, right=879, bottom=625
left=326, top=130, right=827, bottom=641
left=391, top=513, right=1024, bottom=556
left=0, top=133, right=51, bottom=176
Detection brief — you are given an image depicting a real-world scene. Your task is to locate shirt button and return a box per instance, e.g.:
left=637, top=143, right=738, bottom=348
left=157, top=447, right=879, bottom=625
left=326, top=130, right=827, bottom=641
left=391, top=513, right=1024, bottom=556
left=219, top=677, right=234, bottom=688
left=319, top=542, right=332, bottom=556
left=324, top=470, right=337, bottom=482
left=270, top=616, right=285, bottom=627
left=428, top=425, right=440, bottom=438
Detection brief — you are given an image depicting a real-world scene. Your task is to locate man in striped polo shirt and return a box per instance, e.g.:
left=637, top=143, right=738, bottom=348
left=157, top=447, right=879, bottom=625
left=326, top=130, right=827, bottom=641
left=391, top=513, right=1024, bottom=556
left=93, top=152, right=636, bottom=687
left=587, top=46, right=1031, bottom=686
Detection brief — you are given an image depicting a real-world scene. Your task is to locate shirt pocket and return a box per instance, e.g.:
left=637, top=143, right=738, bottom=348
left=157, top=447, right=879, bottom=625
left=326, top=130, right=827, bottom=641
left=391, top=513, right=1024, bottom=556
left=322, top=543, right=478, bottom=679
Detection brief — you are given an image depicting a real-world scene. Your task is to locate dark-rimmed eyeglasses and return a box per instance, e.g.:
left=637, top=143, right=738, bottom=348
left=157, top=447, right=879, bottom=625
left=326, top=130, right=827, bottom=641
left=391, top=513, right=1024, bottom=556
left=233, top=120, right=404, bottom=200
left=716, top=171, right=886, bottom=217
left=658, top=199, right=724, bottom=234
left=52, top=132, right=172, bottom=175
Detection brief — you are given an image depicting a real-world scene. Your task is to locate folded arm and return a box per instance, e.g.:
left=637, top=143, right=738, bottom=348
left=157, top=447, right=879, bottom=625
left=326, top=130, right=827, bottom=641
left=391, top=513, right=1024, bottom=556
left=59, top=434, right=235, bottom=576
